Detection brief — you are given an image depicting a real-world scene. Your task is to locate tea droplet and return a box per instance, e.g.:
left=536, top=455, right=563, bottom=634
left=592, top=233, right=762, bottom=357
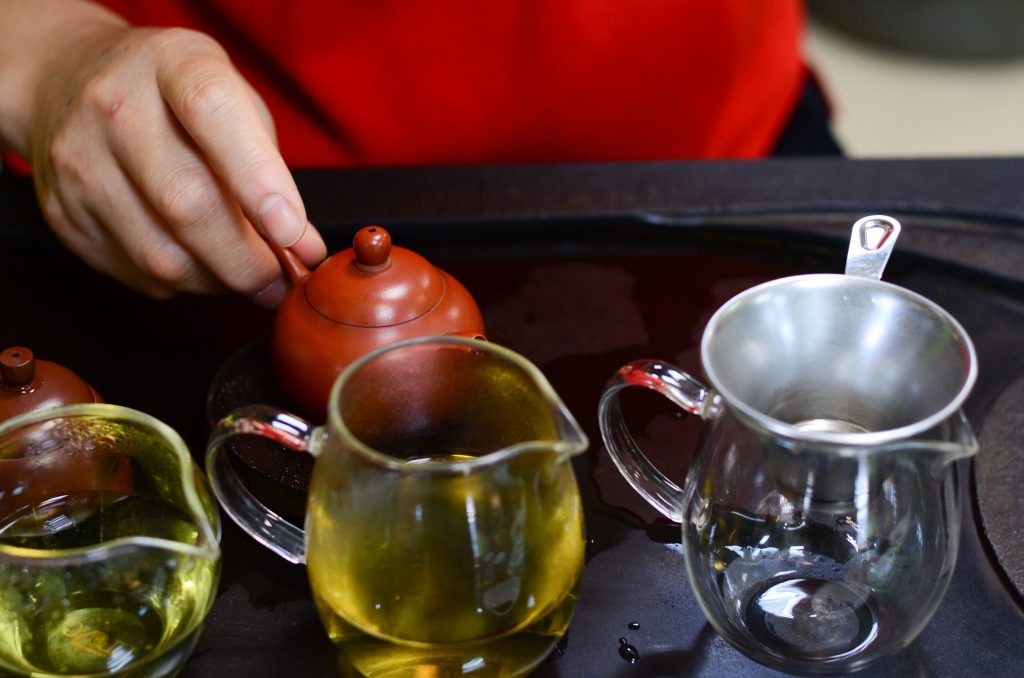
left=627, top=622, right=640, bottom=630
left=551, top=632, right=569, bottom=658
left=618, top=637, right=640, bottom=664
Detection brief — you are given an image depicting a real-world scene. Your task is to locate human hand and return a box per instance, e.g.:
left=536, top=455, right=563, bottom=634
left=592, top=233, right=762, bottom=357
left=18, top=13, right=325, bottom=306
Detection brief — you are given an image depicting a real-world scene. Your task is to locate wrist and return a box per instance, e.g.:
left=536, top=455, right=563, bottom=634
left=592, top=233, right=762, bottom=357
left=0, top=1, right=128, bottom=158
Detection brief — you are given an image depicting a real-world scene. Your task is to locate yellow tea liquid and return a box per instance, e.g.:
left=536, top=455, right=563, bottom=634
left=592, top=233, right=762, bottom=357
left=0, top=465, right=219, bottom=677
left=306, top=451, right=584, bottom=677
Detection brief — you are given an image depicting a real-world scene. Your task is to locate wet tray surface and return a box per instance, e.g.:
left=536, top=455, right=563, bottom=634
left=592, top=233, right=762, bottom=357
left=200, top=223, right=1024, bottom=677
left=4, top=209, right=1023, bottom=676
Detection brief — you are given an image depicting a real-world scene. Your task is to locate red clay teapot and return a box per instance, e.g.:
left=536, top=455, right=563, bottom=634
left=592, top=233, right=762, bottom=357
left=0, top=346, right=103, bottom=423
left=271, top=225, right=486, bottom=419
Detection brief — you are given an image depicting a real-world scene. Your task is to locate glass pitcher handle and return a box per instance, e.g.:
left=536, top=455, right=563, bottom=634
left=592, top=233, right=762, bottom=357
left=598, top=360, right=710, bottom=522
left=205, top=405, right=318, bottom=564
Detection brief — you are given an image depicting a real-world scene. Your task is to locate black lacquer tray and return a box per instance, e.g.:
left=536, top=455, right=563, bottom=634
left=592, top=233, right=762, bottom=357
left=3, top=159, right=1024, bottom=676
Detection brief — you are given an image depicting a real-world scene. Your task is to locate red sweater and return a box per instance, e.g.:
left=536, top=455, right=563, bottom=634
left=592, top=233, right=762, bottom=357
left=77, top=2, right=806, bottom=167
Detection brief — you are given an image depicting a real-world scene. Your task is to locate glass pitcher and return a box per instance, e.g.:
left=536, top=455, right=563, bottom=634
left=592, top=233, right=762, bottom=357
left=207, top=336, right=588, bottom=677
left=599, top=216, right=979, bottom=673
left=0, top=404, right=221, bottom=677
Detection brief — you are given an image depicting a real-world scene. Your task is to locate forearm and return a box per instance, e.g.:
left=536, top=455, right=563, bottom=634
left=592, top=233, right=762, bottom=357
left=0, top=4, right=323, bottom=301
left=0, top=0, right=127, bottom=157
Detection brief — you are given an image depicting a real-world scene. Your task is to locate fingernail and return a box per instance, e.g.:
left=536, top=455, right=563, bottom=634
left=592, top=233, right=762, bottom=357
left=253, top=277, right=287, bottom=309
left=257, top=194, right=303, bottom=247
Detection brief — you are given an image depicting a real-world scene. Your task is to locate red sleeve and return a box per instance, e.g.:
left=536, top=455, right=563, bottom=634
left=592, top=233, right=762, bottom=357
left=1, top=152, right=31, bottom=176
left=74, top=1, right=807, bottom=168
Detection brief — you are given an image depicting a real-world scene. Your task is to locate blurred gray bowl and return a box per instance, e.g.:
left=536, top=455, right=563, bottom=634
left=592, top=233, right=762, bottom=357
left=809, top=0, right=1024, bottom=61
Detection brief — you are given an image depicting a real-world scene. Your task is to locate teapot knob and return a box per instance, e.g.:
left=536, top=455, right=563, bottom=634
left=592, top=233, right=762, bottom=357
left=353, top=225, right=392, bottom=271
left=0, top=347, right=34, bottom=387
left=1, top=346, right=103, bottom=423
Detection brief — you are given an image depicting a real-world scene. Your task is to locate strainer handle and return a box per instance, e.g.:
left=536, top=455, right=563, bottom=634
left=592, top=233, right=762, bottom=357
left=598, top=360, right=710, bottom=522
left=845, top=215, right=902, bottom=280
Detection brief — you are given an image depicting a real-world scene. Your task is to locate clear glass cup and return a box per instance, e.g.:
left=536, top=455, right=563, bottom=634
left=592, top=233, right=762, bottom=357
left=207, top=336, right=588, bottom=677
left=599, top=216, right=980, bottom=673
left=0, top=404, right=221, bottom=677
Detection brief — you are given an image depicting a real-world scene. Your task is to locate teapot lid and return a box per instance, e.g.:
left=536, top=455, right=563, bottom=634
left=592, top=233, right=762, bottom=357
left=305, top=225, right=445, bottom=327
left=0, top=346, right=102, bottom=422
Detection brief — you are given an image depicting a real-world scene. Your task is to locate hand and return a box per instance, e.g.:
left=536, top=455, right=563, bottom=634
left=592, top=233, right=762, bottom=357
left=22, top=16, right=325, bottom=306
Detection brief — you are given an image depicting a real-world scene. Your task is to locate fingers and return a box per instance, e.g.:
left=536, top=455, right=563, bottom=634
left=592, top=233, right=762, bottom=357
left=51, top=52, right=280, bottom=300
left=94, top=31, right=303, bottom=300
left=107, top=99, right=285, bottom=298
left=86, top=158, right=231, bottom=295
left=30, top=26, right=327, bottom=304
left=153, top=30, right=308, bottom=249
left=243, top=80, right=278, bottom=147
left=290, top=221, right=328, bottom=267
left=32, top=105, right=186, bottom=299
left=38, top=186, right=177, bottom=299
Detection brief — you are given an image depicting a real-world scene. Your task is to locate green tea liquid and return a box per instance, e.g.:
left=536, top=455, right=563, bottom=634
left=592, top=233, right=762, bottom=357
left=307, top=449, right=584, bottom=677
left=0, top=475, right=217, bottom=676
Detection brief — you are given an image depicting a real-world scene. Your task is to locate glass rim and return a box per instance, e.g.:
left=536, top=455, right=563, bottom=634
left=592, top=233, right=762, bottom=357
left=700, top=273, right=979, bottom=447
left=325, top=335, right=588, bottom=473
left=0, top=403, right=220, bottom=564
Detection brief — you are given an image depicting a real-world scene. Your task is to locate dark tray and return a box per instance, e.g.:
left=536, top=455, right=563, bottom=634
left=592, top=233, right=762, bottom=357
left=3, top=160, right=1024, bottom=676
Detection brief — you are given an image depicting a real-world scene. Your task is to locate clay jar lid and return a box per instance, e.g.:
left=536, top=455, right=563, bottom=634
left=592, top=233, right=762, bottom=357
left=0, top=346, right=102, bottom=422
left=304, top=225, right=445, bottom=326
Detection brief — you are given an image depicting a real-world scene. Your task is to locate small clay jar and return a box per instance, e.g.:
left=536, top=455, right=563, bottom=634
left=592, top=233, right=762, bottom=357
left=0, top=346, right=103, bottom=423
left=271, top=225, right=486, bottom=420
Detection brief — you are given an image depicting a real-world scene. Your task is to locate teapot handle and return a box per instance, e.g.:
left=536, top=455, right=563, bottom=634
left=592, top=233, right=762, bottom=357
left=598, top=360, right=711, bottom=522
left=206, top=405, right=319, bottom=564
left=269, top=242, right=312, bottom=286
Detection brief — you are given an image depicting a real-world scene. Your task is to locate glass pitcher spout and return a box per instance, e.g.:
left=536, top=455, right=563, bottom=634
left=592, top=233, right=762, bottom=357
left=874, top=409, right=979, bottom=474
left=758, top=408, right=979, bottom=511
left=549, top=406, right=590, bottom=459
left=410, top=390, right=589, bottom=467
left=771, top=409, right=979, bottom=458
left=323, top=335, right=590, bottom=471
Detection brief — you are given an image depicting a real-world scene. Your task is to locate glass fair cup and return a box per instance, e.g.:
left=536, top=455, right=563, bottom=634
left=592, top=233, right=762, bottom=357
left=599, top=216, right=979, bottom=673
left=0, top=404, right=221, bottom=677
left=207, top=336, right=588, bottom=677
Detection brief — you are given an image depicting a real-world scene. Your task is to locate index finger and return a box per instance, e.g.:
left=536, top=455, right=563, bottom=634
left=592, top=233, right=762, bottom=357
left=154, top=30, right=308, bottom=248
